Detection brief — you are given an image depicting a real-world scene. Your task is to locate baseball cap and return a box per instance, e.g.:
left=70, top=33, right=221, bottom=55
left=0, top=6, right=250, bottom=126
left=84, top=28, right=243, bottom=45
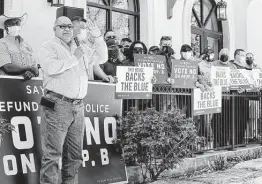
left=106, top=38, right=122, bottom=48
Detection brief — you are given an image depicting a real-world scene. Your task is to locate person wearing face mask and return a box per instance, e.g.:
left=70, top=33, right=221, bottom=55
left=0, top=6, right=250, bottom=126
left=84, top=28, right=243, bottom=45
left=245, top=53, right=259, bottom=70
left=148, top=46, right=160, bottom=55
left=198, top=48, right=215, bottom=87
left=212, top=48, right=237, bottom=69
left=104, top=29, right=117, bottom=42
left=122, top=41, right=148, bottom=66
left=180, top=44, right=193, bottom=60
left=211, top=48, right=237, bottom=148
left=157, top=36, right=175, bottom=77
left=197, top=48, right=216, bottom=149
left=0, top=11, right=39, bottom=79
left=71, top=16, right=112, bottom=82
left=120, top=38, right=132, bottom=60
left=245, top=52, right=260, bottom=143
left=99, top=38, right=124, bottom=77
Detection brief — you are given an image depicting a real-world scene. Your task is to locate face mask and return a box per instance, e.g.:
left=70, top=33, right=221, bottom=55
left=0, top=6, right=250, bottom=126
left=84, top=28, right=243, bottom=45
left=162, top=46, right=174, bottom=56
left=182, top=52, right=192, bottom=60
left=123, top=47, right=129, bottom=57
left=220, top=54, right=229, bottom=62
left=8, top=26, right=21, bottom=36
left=108, top=48, right=119, bottom=60
left=246, top=58, right=254, bottom=65
left=77, top=29, right=87, bottom=41
left=208, top=54, right=215, bottom=62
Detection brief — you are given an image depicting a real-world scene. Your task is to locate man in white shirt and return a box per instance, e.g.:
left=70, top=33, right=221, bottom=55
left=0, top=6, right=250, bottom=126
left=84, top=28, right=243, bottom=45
left=39, top=16, right=98, bottom=184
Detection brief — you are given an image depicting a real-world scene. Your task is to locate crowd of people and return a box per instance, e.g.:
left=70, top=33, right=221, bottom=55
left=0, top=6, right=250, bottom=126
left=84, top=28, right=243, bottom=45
left=0, top=11, right=260, bottom=183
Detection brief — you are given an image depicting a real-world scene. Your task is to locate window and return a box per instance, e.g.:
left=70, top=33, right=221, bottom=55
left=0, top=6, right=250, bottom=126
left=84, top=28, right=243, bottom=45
left=0, top=0, right=3, bottom=39
left=86, top=0, right=140, bottom=41
left=191, top=0, right=222, bottom=59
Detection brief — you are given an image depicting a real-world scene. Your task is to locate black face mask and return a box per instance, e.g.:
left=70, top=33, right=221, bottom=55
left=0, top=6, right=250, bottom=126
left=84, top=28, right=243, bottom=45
left=220, top=54, right=229, bottom=62
left=123, top=47, right=129, bottom=57
left=108, top=48, right=119, bottom=60
left=162, top=46, right=174, bottom=56
left=246, top=58, right=254, bottom=65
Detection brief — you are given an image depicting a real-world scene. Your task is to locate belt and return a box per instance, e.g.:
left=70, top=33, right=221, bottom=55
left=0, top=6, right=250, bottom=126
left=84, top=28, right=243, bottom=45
left=46, top=90, right=83, bottom=104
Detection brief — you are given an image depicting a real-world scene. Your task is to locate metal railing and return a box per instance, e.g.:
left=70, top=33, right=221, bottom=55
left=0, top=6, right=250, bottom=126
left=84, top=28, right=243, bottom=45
left=122, top=84, right=262, bottom=153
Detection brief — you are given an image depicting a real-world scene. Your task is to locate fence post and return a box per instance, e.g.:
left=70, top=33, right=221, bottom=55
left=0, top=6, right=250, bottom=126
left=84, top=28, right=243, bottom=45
left=229, top=91, right=236, bottom=151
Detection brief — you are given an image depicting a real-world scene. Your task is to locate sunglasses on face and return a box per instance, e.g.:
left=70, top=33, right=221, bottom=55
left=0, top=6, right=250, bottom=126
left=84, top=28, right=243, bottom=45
left=133, top=48, right=144, bottom=53
left=5, top=19, right=21, bottom=27
left=105, top=35, right=116, bottom=40
left=56, top=24, right=74, bottom=30
left=162, top=44, right=172, bottom=47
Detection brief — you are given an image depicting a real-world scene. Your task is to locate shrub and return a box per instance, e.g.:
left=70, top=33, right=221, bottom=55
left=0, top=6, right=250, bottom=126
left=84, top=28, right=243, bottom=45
left=0, top=117, right=14, bottom=144
left=211, top=156, right=229, bottom=171
left=115, top=108, right=200, bottom=183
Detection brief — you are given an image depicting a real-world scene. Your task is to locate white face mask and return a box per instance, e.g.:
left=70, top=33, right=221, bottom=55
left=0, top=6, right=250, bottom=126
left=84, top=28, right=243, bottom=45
left=77, top=29, right=87, bottom=41
left=182, top=52, right=192, bottom=60
left=209, top=53, right=215, bottom=61
left=8, top=26, right=21, bottom=36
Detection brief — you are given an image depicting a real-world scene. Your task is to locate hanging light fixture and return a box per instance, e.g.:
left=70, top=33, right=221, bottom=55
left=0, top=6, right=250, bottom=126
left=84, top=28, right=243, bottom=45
left=217, top=0, right=227, bottom=21
left=47, top=0, right=65, bottom=7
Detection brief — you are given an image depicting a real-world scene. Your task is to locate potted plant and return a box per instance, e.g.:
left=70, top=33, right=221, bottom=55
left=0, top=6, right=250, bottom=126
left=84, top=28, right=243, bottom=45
left=0, top=117, right=14, bottom=147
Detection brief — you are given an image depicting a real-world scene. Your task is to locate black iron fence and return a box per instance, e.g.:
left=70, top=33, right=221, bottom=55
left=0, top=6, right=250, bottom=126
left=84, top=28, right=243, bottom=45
left=122, top=84, right=262, bottom=153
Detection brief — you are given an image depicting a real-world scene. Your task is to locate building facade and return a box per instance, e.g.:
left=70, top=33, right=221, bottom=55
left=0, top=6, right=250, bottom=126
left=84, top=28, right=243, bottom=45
left=1, top=0, right=262, bottom=66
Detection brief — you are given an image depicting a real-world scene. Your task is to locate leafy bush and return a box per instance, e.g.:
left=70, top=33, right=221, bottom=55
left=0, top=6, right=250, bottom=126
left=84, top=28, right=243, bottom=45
left=0, top=117, right=14, bottom=146
left=211, top=156, right=229, bottom=171
left=211, top=150, right=262, bottom=172
left=115, top=108, right=200, bottom=183
left=252, top=149, right=262, bottom=159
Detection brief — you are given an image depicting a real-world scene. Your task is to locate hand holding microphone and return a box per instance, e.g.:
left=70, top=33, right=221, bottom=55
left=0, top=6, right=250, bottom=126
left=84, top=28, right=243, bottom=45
left=73, top=37, right=85, bottom=60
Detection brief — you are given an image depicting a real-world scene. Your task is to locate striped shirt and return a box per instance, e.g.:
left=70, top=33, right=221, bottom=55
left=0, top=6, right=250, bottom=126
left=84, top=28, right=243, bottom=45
left=39, top=36, right=89, bottom=99
left=0, top=35, right=37, bottom=75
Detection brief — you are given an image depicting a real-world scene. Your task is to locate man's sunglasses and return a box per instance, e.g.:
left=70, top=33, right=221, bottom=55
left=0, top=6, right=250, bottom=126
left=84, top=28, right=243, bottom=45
left=5, top=19, right=21, bottom=27
left=105, top=35, right=116, bottom=40
left=56, top=24, right=74, bottom=30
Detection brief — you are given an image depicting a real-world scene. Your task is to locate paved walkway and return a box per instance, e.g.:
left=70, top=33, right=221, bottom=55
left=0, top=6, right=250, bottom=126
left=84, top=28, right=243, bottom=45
left=152, top=158, right=262, bottom=184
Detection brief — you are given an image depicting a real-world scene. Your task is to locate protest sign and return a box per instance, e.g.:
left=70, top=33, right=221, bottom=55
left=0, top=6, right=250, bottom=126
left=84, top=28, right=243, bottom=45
left=252, top=69, right=262, bottom=88
left=0, top=77, right=127, bottom=184
left=170, top=59, right=198, bottom=88
left=230, top=69, right=255, bottom=90
left=134, top=54, right=168, bottom=84
left=116, top=66, right=153, bottom=99
left=193, top=86, right=222, bottom=115
left=210, top=66, right=230, bottom=91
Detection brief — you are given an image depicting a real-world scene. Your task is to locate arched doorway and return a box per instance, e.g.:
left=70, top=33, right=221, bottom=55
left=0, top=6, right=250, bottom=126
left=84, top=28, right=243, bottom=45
left=191, top=0, right=223, bottom=59
left=86, top=0, right=140, bottom=41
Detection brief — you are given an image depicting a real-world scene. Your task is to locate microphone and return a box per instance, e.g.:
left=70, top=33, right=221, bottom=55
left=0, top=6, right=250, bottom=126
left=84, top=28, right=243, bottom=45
left=74, top=37, right=80, bottom=47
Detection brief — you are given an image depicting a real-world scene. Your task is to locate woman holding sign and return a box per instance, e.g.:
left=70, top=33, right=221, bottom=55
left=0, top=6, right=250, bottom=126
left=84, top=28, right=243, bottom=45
left=122, top=41, right=147, bottom=66
left=197, top=48, right=216, bottom=150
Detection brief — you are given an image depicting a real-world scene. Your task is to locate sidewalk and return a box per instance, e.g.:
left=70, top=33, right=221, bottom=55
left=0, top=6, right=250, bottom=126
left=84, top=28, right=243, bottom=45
left=152, top=158, right=262, bottom=184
